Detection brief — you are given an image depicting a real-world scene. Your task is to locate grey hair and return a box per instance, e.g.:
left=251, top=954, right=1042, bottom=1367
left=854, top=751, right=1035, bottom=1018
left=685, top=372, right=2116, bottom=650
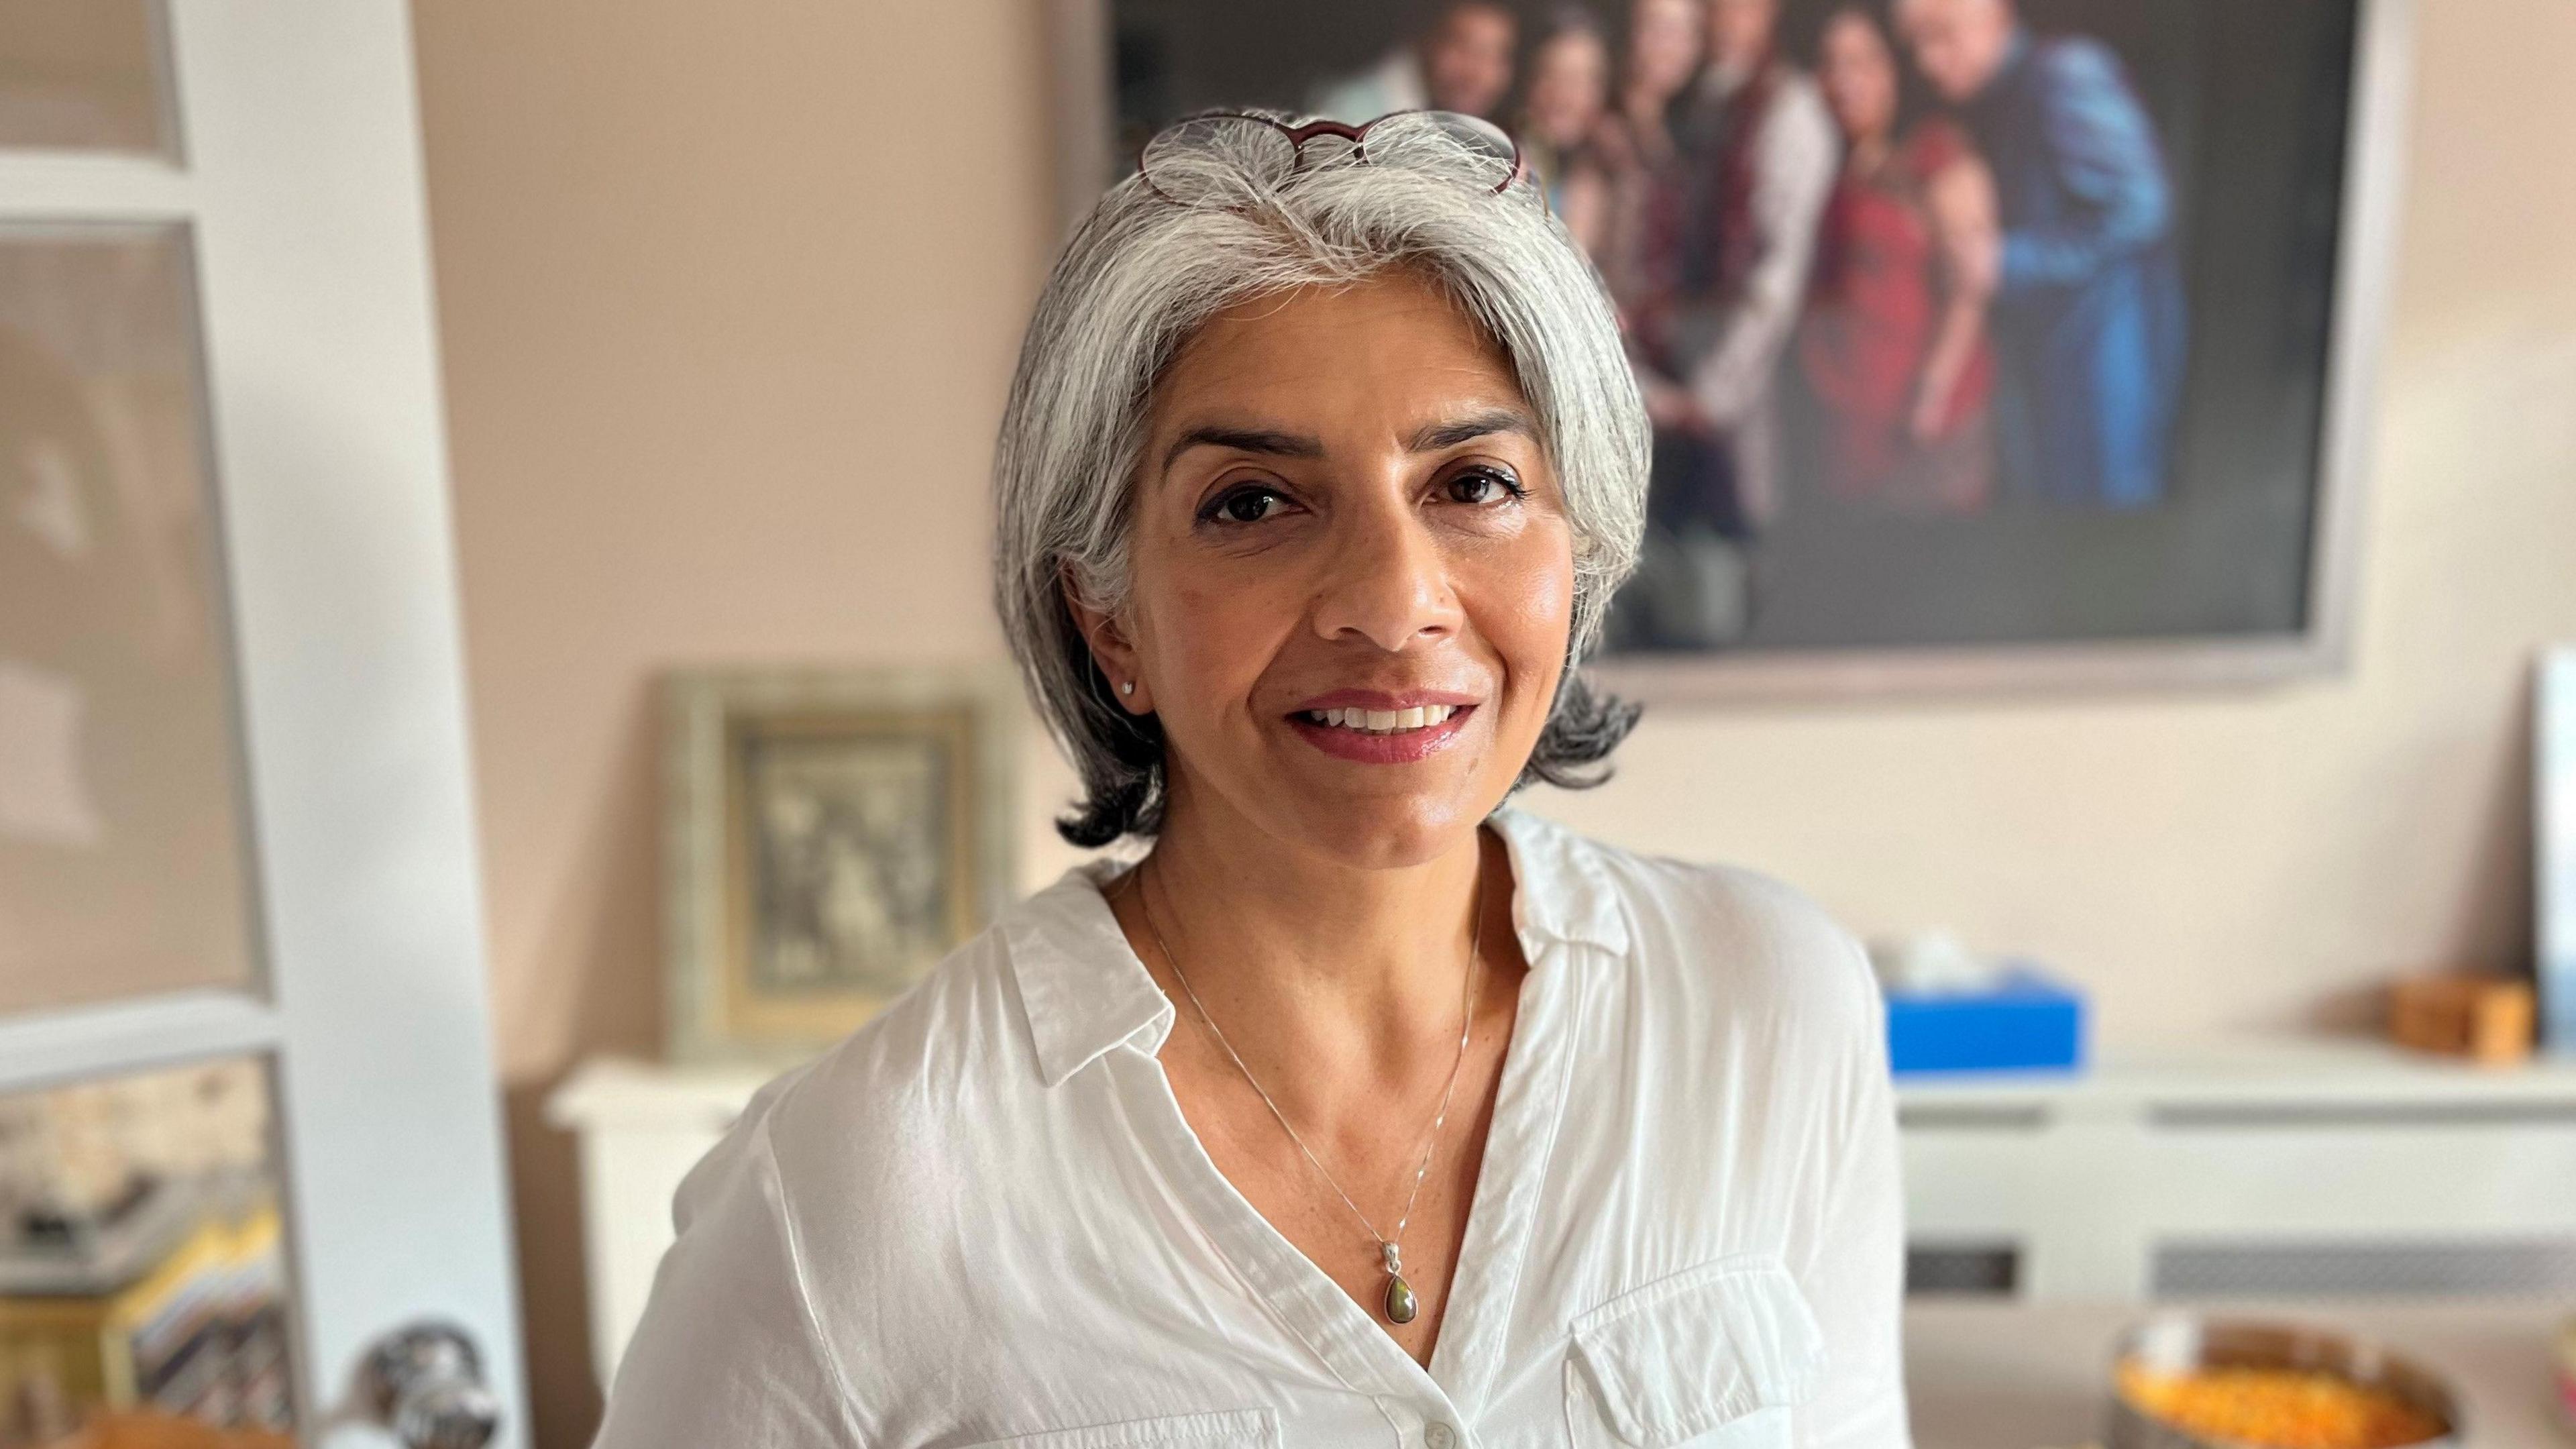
left=992, top=117, right=1651, bottom=846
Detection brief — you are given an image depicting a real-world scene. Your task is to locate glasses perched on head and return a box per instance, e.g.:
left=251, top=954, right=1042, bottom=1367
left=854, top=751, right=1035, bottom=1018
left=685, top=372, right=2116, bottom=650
left=1138, top=109, right=1525, bottom=207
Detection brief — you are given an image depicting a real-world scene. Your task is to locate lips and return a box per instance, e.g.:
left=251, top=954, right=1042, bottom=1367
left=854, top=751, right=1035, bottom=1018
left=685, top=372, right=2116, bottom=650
left=1300, top=703, right=1463, bottom=735
left=1283, top=690, right=1481, bottom=765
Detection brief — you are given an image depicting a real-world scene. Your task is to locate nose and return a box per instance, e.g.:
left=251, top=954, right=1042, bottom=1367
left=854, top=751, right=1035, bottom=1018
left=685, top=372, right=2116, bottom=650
left=1309, top=488, right=1461, bottom=653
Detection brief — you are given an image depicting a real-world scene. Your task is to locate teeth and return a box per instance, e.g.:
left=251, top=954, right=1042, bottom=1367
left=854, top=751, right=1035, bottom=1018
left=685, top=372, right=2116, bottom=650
left=1303, top=704, right=1460, bottom=734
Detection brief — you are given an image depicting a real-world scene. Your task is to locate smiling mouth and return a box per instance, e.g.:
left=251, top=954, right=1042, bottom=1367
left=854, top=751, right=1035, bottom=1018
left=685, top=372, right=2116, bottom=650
left=1297, top=704, right=1464, bottom=735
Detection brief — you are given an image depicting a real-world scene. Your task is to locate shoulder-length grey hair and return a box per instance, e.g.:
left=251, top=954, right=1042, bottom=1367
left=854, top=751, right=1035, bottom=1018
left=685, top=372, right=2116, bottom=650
left=993, top=117, right=1651, bottom=846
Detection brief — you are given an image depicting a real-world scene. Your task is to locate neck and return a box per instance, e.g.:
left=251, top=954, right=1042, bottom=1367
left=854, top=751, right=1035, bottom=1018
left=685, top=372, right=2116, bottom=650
left=1709, top=49, right=1767, bottom=95
left=1132, top=783, right=1500, bottom=1102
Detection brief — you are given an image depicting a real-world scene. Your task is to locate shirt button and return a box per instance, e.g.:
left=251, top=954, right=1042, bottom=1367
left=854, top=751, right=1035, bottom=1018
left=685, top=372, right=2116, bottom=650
left=1425, top=1423, right=1458, bottom=1449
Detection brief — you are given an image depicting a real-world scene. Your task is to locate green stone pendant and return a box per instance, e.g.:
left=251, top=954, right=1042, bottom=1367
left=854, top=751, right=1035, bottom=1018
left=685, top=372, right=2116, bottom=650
left=1384, top=1273, right=1418, bottom=1324
left=1381, top=1242, right=1418, bottom=1324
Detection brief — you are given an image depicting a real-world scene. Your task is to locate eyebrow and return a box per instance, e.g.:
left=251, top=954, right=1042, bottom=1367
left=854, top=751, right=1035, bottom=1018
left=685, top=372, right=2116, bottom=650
left=1405, top=407, right=1539, bottom=453
left=1159, top=407, right=1540, bottom=476
left=1161, top=426, right=1326, bottom=475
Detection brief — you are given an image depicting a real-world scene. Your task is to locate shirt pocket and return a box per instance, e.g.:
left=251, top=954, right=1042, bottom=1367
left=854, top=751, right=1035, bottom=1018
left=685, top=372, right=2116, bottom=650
left=958, top=1407, right=1281, bottom=1449
left=1564, top=1254, right=1827, bottom=1448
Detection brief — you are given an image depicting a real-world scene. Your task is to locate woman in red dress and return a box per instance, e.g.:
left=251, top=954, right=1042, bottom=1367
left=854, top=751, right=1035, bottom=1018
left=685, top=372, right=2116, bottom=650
left=1799, top=5, right=1998, bottom=511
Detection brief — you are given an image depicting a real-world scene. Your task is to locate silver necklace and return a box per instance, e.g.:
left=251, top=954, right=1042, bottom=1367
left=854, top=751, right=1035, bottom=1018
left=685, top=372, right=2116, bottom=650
left=1133, top=859, right=1484, bottom=1327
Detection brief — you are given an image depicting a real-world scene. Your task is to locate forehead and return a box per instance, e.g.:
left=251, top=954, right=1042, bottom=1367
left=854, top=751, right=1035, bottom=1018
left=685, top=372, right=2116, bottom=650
left=1898, top=0, right=1979, bottom=29
left=1539, top=29, right=1609, bottom=64
left=1825, top=12, right=1886, bottom=48
left=1440, top=5, right=1515, bottom=42
left=1151, top=274, right=1525, bottom=425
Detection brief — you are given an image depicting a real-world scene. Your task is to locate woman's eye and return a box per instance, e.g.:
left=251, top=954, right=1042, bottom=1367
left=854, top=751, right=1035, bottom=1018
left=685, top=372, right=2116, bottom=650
left=1444, top=468, right=1523, bottom=506
left=1208, top=486, right=1287, bottom=524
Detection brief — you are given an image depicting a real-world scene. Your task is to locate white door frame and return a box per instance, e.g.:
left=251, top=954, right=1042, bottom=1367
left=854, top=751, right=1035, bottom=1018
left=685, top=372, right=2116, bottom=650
left=0, top=4, right=525, bottom=1441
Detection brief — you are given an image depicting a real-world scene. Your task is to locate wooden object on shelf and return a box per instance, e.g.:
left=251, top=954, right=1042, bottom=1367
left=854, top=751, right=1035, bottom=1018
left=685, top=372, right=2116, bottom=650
left=2386, top=973, right=2536, bottom=1065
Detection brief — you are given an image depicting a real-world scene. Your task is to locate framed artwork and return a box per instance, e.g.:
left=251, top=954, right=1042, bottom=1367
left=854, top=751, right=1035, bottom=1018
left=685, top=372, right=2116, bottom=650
left=1051, top=0, right=2413, bottom=698
left=2542, top=649, right=2576, bottom=1058
left=663, top=666, right=1019, bottom=1065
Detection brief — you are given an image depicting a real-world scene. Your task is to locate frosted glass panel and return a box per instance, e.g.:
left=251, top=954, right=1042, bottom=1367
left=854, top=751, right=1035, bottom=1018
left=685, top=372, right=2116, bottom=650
left=0, top=1, right=172, bottom=156
left=0, top=1057, right=296, bottom=1447
left=0, top=227, right=258, bottom=1014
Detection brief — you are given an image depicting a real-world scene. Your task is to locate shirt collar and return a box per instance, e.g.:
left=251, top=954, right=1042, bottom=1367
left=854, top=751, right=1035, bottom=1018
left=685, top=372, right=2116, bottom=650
left=1002, top=859, right=1174, bottom=1089
left=1002, top=806, right=1629, bottom=1089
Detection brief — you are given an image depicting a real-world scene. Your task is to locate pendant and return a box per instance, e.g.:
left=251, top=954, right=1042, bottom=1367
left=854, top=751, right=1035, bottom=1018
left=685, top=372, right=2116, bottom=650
left=1381, top=1242, right=1419, bottom=1324
left=1384, top=1273, right=1418, bottom=1324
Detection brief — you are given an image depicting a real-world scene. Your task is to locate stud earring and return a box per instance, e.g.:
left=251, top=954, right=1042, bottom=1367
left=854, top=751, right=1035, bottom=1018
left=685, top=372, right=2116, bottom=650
left=1120, top=680, right=1135, bottom=697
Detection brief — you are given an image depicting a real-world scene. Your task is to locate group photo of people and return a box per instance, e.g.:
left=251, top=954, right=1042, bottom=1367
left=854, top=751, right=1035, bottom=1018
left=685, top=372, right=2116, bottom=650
left=1113, top=0, right=2359, bottom=657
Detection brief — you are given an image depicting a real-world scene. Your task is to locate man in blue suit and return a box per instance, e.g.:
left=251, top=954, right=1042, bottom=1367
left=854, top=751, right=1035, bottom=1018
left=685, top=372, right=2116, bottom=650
left=1898, top=0, right=2186, bottom=508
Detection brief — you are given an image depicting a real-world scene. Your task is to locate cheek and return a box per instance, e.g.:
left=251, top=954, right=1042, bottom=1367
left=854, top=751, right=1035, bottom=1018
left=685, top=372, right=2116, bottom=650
left=1136, top=549, right=1285, bottom=703
left=1475, top=529, right=1576, bottom=703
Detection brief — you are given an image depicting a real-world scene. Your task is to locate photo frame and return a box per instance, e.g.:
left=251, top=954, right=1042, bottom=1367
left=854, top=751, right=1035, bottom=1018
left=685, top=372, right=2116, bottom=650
left=1046, top=0, right=2416, bottom=701
left=663, top=665, right=1019, bottom=1065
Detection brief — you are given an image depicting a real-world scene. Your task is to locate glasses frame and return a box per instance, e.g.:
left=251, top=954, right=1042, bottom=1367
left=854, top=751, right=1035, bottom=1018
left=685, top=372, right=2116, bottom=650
left=1138, top=109, right=1525, bottom=205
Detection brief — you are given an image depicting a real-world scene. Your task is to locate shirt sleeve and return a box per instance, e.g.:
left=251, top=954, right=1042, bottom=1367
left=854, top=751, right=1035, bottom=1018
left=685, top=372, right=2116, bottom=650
left=590, top=1083, right=863, bottom=1449
left=1688, top=76, right=1840, bottom=426
left=1999, top=40, right=2173, bottom=293
left=1793, top=932, right=1912, bottom=1449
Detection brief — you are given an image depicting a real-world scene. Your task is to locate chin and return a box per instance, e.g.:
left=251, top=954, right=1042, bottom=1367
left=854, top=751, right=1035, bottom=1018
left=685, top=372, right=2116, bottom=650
left=1273, top=788, right=1492, bottom=871
left=1268, top=736, right=1521, bottom=869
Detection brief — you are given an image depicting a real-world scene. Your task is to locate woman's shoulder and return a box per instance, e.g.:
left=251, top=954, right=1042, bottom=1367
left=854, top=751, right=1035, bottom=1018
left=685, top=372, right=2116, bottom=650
left=722, top=872, right=1104, bottom=1209
left=1517, top=812, right=1881, bottom=1030
left=603, top=899, right=1087, bottom=1445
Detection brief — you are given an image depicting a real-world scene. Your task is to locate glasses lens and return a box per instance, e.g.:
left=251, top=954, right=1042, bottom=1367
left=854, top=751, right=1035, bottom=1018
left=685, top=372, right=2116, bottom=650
left=1140, top=113, right=1298, bottom=203
left=1360, top=111, right=1520, bottom=193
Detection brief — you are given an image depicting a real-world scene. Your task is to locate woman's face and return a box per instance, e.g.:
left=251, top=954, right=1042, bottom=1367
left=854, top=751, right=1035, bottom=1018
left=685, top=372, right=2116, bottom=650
left=1627, top=0, right=1703, bottom=103
left=1705, top=0, right=1780, bottom=74
left=1528, top=31, right=1611, bottom=149
left=1083, top=272, right=1574, bottom=869
left=1819, top=11, right=1899, bottom=144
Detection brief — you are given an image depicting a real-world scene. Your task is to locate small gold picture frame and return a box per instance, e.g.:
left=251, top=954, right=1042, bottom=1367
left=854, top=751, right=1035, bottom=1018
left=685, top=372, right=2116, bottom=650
left=663, top=665, right=1019, bottom=1065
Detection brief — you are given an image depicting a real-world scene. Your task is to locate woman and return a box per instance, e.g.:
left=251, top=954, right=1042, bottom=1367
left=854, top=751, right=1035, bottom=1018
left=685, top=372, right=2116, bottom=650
left=1798, top=5, right=1997, bottom=511
left=1515, top=10, right=1613, bottom=252
left=595, top=111, right=1903, bottom=1447
left=1589, top=0, right=1703, bottom=323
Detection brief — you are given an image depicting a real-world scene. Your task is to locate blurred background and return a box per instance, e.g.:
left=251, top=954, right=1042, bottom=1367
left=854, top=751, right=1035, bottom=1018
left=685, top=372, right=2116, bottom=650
left=3, top=2, right=2574, bottom=1447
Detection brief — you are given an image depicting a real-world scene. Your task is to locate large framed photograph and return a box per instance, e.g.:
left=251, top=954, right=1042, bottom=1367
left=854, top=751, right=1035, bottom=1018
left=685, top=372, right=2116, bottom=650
left=662, top=666, right=1018, bottom=1065
left=1055, top=0, right=2412, bottom=698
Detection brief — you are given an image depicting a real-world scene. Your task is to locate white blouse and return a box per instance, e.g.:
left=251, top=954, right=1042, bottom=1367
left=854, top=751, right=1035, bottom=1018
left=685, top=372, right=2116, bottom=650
left=593, top=807, right=1909, bottom=1448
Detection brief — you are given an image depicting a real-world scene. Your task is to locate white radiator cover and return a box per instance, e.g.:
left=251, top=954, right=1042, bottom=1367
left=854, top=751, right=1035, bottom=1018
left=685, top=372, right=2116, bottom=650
left=1900, top=1036, right=2576, bottom=1300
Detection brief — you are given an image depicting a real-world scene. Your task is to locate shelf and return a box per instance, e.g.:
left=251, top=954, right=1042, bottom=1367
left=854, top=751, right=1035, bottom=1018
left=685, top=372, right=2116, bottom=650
left=1897, top=1034, right=2576, bottom=1114
left=543, top=1056, right=777, bottom=1134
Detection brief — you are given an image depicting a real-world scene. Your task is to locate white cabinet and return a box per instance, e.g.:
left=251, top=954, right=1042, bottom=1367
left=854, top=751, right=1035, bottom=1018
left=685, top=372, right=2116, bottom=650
left=1899, top=1038, right=2576, bottom=1300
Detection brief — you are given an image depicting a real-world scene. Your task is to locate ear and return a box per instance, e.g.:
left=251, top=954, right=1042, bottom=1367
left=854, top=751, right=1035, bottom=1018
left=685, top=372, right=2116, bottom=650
left=1060, top=566, right=1155, bottom=716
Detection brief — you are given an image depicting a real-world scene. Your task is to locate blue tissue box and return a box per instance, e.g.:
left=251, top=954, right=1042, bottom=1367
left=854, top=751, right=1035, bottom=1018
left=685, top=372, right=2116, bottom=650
left=1884, top=965, right=2086, bottom=1076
